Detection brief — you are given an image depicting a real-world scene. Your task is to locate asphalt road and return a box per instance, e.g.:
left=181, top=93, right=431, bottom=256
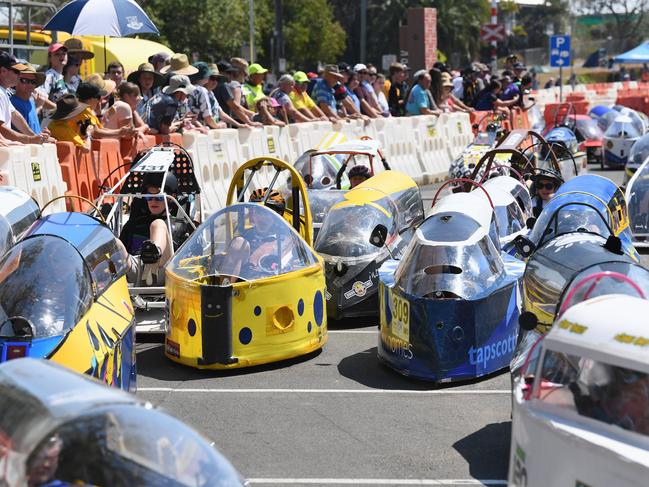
left=136, top=166, right=639, bottom=487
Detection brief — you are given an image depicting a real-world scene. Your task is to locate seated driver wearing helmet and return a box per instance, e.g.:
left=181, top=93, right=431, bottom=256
left=220, top=188, right=290, bottom=282
left=118, top=172, right=179, bottom=285
left=531, top=171, right=563, bottom=218
left=348, top=164, right=371, bottom=188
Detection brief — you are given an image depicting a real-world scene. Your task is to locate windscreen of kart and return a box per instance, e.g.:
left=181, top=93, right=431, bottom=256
left=0, top=187, right=40, bottom=241
left=26, top=404, right=243, bottom=487
left=576, top=118, right=604, bottom=140
left=614, top=106, right=647, bottom=134
left=627, top=164, right=649, bottom=237
left=494, top=199, right=525, bottom=238
left=395, top=213, right=505, bottom=299
left=294, top=152, right=347, bottom=189
left=529, top=197, right=613, bottom=247
left=169, top=203, right=317, bottom=282
left=535, top=350, right=649, bottom=438
left=605, top=118, right=641, bottom=139
left=628, top=133, right=649, bottom=169
left=0, top=215, right=11, bottom=257
left=0, top=237, right=93, bottom=338
left=314, top=196, right=398, bottom=259
left=557, top=262, right=649, bottom=315
left=308, top=190, right=347, bottom=225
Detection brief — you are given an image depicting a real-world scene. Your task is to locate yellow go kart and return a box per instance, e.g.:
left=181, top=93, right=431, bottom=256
left=164, top=157, right=327, bottom=369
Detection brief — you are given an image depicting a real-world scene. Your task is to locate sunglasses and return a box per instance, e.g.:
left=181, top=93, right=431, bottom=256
left=536, top=182, right=556, bottom=190
left=19, top=78, right=37, bottom=85
left=146, top=192, right=164, bottom=202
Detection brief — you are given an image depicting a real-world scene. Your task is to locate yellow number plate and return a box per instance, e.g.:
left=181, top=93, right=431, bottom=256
left=391, top=292, right=410, bottom=342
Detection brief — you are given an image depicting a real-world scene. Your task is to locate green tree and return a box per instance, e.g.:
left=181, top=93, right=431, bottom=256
left=281, top=0, right=346, bottom=69
left=140, top=0, right=273, bottom=61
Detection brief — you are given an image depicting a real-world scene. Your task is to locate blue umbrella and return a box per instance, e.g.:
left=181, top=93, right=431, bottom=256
left=43, top=0, right=159, bottom=37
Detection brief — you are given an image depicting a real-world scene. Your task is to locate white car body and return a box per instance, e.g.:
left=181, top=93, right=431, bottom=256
left=510, top=294, right=649, bottom=487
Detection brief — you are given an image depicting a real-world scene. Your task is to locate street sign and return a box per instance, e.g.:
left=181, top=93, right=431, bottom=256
left=480, top=24, right=506, bottom=43
left=550, top=35, right=571, bottom=67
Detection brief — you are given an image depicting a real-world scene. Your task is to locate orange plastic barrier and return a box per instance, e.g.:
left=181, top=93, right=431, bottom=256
left=91, top=138, right=124, bottom=193
left=55, top=142, right=96, bottom=211
left=120, top=134, right=156, bottom=165
left=511, top=108, right=530, bottom=131
left=469, top=111, right=495, bottom=135
left=155, top=133, right=183, bottom=146
left=544, top=102, right=588, bottom=126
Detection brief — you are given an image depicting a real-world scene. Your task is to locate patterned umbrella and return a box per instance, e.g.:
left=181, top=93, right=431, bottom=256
left=43, top=0, right=159, bottom=37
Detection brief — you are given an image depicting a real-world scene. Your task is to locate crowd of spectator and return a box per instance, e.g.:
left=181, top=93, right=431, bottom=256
left=0, top=43, right=538, bottom=150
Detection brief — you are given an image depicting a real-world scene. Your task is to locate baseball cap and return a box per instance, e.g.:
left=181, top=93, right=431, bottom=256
left=353, top=63, right=368, bottom=73
left=307, top=72, right=318, bottom=79
left=47, top=43, right=67, bottom=54
left=0, top=51, right=28, bottom=71
left=513, top=62, right=527, bottom=71
left=294, top=71, right=309, bottom=83
left=248, top=63, right=268, bottom=75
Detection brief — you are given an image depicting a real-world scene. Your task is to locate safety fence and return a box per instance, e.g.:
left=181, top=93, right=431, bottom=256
left=2, top=80, right=642, bottom=216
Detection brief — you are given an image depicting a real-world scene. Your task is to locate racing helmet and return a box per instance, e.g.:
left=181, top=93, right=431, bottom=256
left=250, top=187, right=286, bottom=215
left=348, top=165, right=371, bottom=180
left=531, top=169, right=563, bottom=195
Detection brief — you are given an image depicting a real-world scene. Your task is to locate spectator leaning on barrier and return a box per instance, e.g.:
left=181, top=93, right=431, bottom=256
left=472, top=79, right=519, bottom=115
left=104, top=82, right=149, bottom=139
left=243, top=63, right=285, bottom=127
left=312, top=64, right=344, bottom=122
left=200, top=62, right=247, bottom=129
left=346, top=71, right=362, bottom=112
left=189, top=61, right=226, bottom=129
left=352, top=63, right=381, bottom=118
left=217, top=57, right=261, bottom=127
left=39, top=43, right=68, bottom=107
left=271, top=74, right=310, bottom=124
left=387, top=62, right=408, bottom=117
left=77, top=82, right=134, bottom=143
left=84, top=73, right=116, bottom=118
left=289, top=71, right=327, bottom=122
left=11, top=64, right=46, bottom=135
left=405, top=70, right=440, bottom=116
left=127, top=62, right=163, bottom=117
left=46, top=94, right=96, bottom=151
left=373, top=73, right=391, bottom=117
left=146, top=74, right=194, bottom=135
left=0, top=52, right=50, bottom=144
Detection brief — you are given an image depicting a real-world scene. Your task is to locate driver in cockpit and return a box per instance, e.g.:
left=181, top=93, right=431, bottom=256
left=220, top=188, right=289, bottom=282
left=531, top=170, right=563, bottom=218
left=348, top=165, right=371, bottom=189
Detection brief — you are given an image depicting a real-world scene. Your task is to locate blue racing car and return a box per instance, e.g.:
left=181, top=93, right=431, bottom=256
left=372, top=190, right=524, bottom=382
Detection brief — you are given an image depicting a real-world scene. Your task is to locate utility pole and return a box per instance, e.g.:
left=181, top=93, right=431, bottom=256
left=360, top=0, right=367, bottom=63
left=274, top=0, right=284, bottom=73
left=491, top=0, right=497, bottom=71
left=249, top=0, right=255, bottom=62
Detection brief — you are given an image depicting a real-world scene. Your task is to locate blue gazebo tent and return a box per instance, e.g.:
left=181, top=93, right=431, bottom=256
left=614, top=42, right=649, bottom=64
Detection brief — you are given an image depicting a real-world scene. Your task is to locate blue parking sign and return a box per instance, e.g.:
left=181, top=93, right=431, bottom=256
left=550, top=35, right=571, bottom=67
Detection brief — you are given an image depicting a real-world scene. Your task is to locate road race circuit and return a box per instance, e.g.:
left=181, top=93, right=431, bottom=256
left=134, top=167, right=636, bottom=487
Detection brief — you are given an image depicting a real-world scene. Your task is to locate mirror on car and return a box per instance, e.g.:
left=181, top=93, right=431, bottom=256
left=369, top=224, right=388, bottom=248
left=604, top=235, right=623, bottom=255
left=525, top=217, right=536, bottom=230
left=513, top=234, right=535, bottom=258
left=518, top=311, right=539, bottom=331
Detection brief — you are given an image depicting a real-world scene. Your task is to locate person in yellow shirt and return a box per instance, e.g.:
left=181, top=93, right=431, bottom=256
left=288, top=71, right=327, bottom=121
left=48, top=82, right=133, bottom=152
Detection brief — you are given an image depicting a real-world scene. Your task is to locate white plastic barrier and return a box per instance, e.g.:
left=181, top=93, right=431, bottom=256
left=442, top=112, right=473, bottom=161
left=0, top=145, right=33, bottom=201
left=411, top=115, right=452, bottom=183
left=183, top=131, right=221, bottom=215
left=31, top=143, right=67, bottom=213
left=373, top=117, right=422, bottom=182
left=237, top=127, right=272, bottom=187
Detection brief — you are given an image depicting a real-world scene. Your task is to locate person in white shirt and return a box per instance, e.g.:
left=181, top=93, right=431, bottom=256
left=0, top=51, right=51, bottom=144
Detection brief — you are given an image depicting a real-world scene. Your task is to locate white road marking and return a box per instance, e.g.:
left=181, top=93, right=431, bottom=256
left=138, top=387, right=510, bottom=394
left=328, top=329, right=378, bottom=334
left=246, top=478, right=507, bottom=485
